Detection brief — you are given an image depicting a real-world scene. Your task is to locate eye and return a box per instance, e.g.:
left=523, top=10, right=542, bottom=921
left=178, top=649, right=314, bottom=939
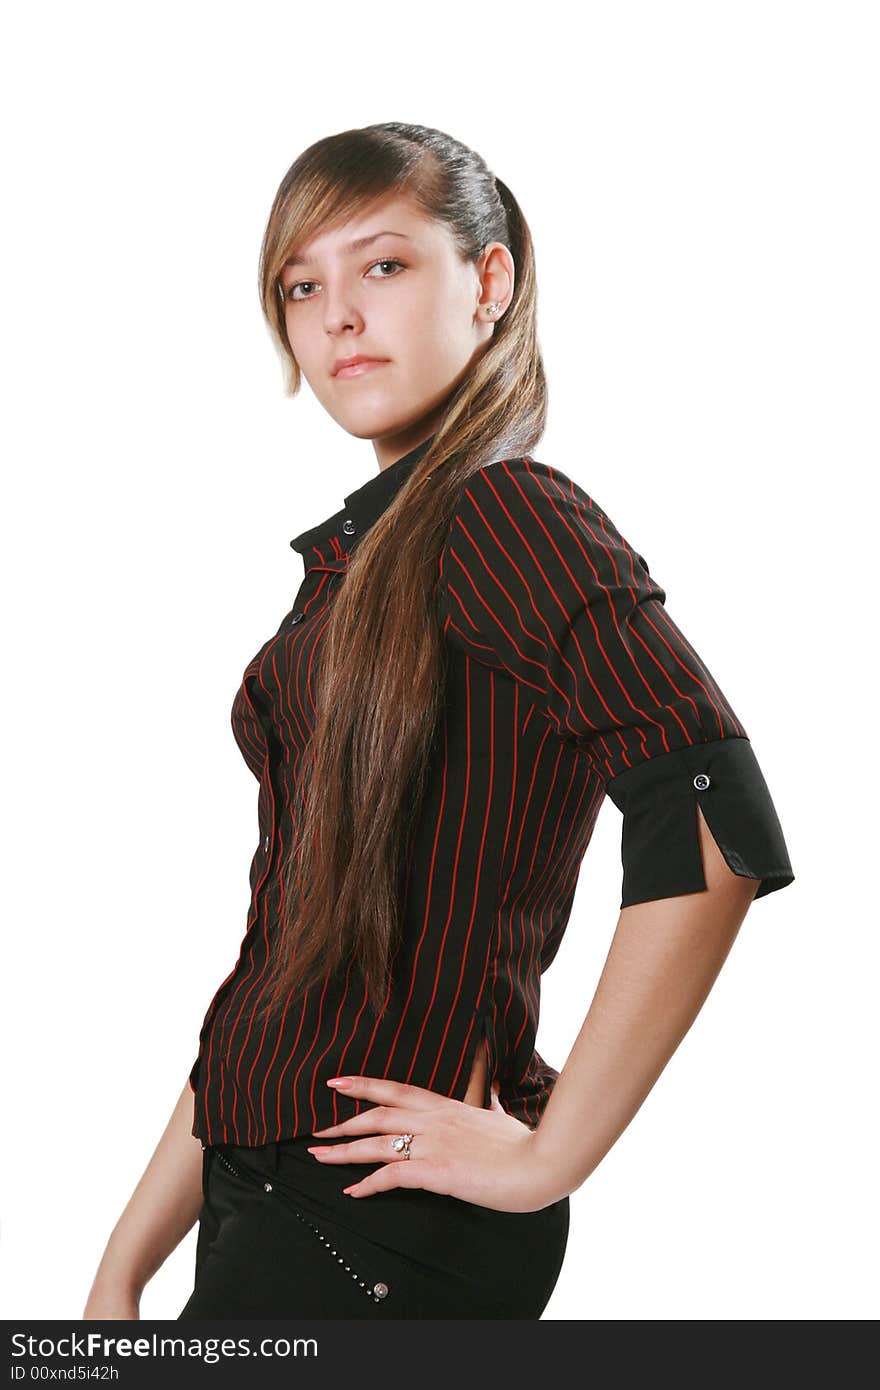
left=365, top=257, right=406, bottom=281
left=284, top=258, right=406, bottom=302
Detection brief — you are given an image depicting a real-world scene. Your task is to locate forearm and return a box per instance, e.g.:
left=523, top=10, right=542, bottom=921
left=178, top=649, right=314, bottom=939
left=531, top=804, right=761, bottom=1202
left=88, top=1078, right=204, bottom=1301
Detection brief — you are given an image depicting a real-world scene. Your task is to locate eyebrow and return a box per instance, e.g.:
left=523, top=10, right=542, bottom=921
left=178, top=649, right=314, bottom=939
left=282, top=230, right=412, bottom=270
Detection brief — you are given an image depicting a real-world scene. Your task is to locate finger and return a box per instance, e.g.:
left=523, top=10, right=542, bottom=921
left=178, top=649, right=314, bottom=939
left=308, top=1132, right=421, bottom=1165
left=311, top=1105, right=423, bottom=1139
left=325, top=1076, right=449, bottom=1113
left=343, top=1160, right=425, bottom=1198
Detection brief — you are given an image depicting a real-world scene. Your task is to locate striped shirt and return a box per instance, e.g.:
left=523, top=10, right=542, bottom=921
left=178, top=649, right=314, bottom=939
left=188, top=436, right=794, bottom=1144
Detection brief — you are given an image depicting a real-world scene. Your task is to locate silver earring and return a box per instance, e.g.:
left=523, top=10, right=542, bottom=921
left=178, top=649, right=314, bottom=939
left=486, top=302, right=500, bottom=317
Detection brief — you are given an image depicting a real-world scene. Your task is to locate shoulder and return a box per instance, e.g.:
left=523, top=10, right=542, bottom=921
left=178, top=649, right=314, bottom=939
left=449, top=455, right=597, bottom=518
left=443, top=454, right=640, bottom=570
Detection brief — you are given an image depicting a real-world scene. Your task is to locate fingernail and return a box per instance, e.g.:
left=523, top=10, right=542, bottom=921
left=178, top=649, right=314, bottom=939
left=327, top=1077, right=354, bottom=1089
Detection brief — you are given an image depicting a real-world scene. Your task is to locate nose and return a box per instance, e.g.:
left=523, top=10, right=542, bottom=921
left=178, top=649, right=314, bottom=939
left=324, top=296, right=364, bottom=336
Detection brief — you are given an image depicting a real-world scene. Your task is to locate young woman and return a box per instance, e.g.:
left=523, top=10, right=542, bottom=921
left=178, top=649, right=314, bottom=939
left=84, top=121, right=794, bottom=1321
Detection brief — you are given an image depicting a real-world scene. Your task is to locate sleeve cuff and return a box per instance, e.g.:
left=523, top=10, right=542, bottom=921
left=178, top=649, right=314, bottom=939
left=188, top=1057, right=200, bottom=1092
left=605, top=736, right=795, bottom=909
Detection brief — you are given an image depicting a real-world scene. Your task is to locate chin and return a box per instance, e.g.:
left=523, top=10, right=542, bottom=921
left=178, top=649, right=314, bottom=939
left=335, top=406, right=414, bottom=440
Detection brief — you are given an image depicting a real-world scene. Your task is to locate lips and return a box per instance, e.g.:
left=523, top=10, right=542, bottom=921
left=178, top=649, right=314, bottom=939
left=333, top=358, right=388, bottom=379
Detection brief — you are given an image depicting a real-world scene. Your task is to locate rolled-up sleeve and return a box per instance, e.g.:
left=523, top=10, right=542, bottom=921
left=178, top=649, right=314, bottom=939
left=437, top=456, right=794, bottom=908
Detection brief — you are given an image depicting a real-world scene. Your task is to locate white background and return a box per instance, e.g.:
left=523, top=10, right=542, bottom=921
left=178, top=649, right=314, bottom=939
left=2, top=0, right=876, bottom=1323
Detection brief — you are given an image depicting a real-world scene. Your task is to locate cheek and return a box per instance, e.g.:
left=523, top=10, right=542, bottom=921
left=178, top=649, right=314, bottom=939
left=422, top=284, right=479, bottom=366
left=285, top=320, right=320, bottom=372
left=412, top=322, right=473, bottom=390
left=388, top=344, right=455, bottom=405
left=287, top=336, right=336, bottom=399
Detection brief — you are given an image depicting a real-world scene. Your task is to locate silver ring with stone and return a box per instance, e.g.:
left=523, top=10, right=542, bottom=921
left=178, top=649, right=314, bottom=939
left=391, top=1133, right=414, bottom=1159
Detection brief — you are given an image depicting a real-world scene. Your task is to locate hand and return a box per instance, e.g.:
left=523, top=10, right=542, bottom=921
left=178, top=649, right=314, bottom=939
left=307, top=1074, right=555, bottom=1213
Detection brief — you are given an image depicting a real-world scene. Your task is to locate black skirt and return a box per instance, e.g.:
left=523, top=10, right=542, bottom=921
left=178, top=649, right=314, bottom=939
left=178, top=1134, right=570, bottom=1319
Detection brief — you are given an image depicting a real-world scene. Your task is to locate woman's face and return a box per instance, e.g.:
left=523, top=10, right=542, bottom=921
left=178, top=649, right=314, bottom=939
left=278, top=194, right=514, bottom=466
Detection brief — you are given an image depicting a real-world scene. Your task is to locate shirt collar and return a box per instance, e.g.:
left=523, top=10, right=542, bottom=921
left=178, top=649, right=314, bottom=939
left=289, top=434, right=437, bottom=567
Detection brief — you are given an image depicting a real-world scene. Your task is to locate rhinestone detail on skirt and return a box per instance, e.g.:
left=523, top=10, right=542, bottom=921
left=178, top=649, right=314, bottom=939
left=211, top=1145, right=390, bottom=1304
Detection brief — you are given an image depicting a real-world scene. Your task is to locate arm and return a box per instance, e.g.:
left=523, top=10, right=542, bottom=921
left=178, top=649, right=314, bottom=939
left=435, top=455, right=793, bottom=1203
left=83, top=1077, right=204, bottom=1319
left=529, top=803, right=760, bottom=1202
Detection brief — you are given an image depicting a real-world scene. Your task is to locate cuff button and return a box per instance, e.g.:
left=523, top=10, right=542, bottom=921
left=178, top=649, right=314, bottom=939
left=693, top=774, right=711, bottom=790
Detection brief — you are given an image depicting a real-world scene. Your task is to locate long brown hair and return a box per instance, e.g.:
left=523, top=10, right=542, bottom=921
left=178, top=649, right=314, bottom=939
left=251, top=122, right=547, bottom=1028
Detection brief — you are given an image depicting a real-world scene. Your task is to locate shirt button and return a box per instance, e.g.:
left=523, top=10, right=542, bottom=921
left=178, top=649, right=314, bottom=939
left=372, top=1282, right=389, bottom=1299
left=290, top=611, right=305, bottom=625
left=693, top=774, right=711, bottom=791
left=342, top=518, right=356, bottom=535
left=263, top=834, right=270, bottom=852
